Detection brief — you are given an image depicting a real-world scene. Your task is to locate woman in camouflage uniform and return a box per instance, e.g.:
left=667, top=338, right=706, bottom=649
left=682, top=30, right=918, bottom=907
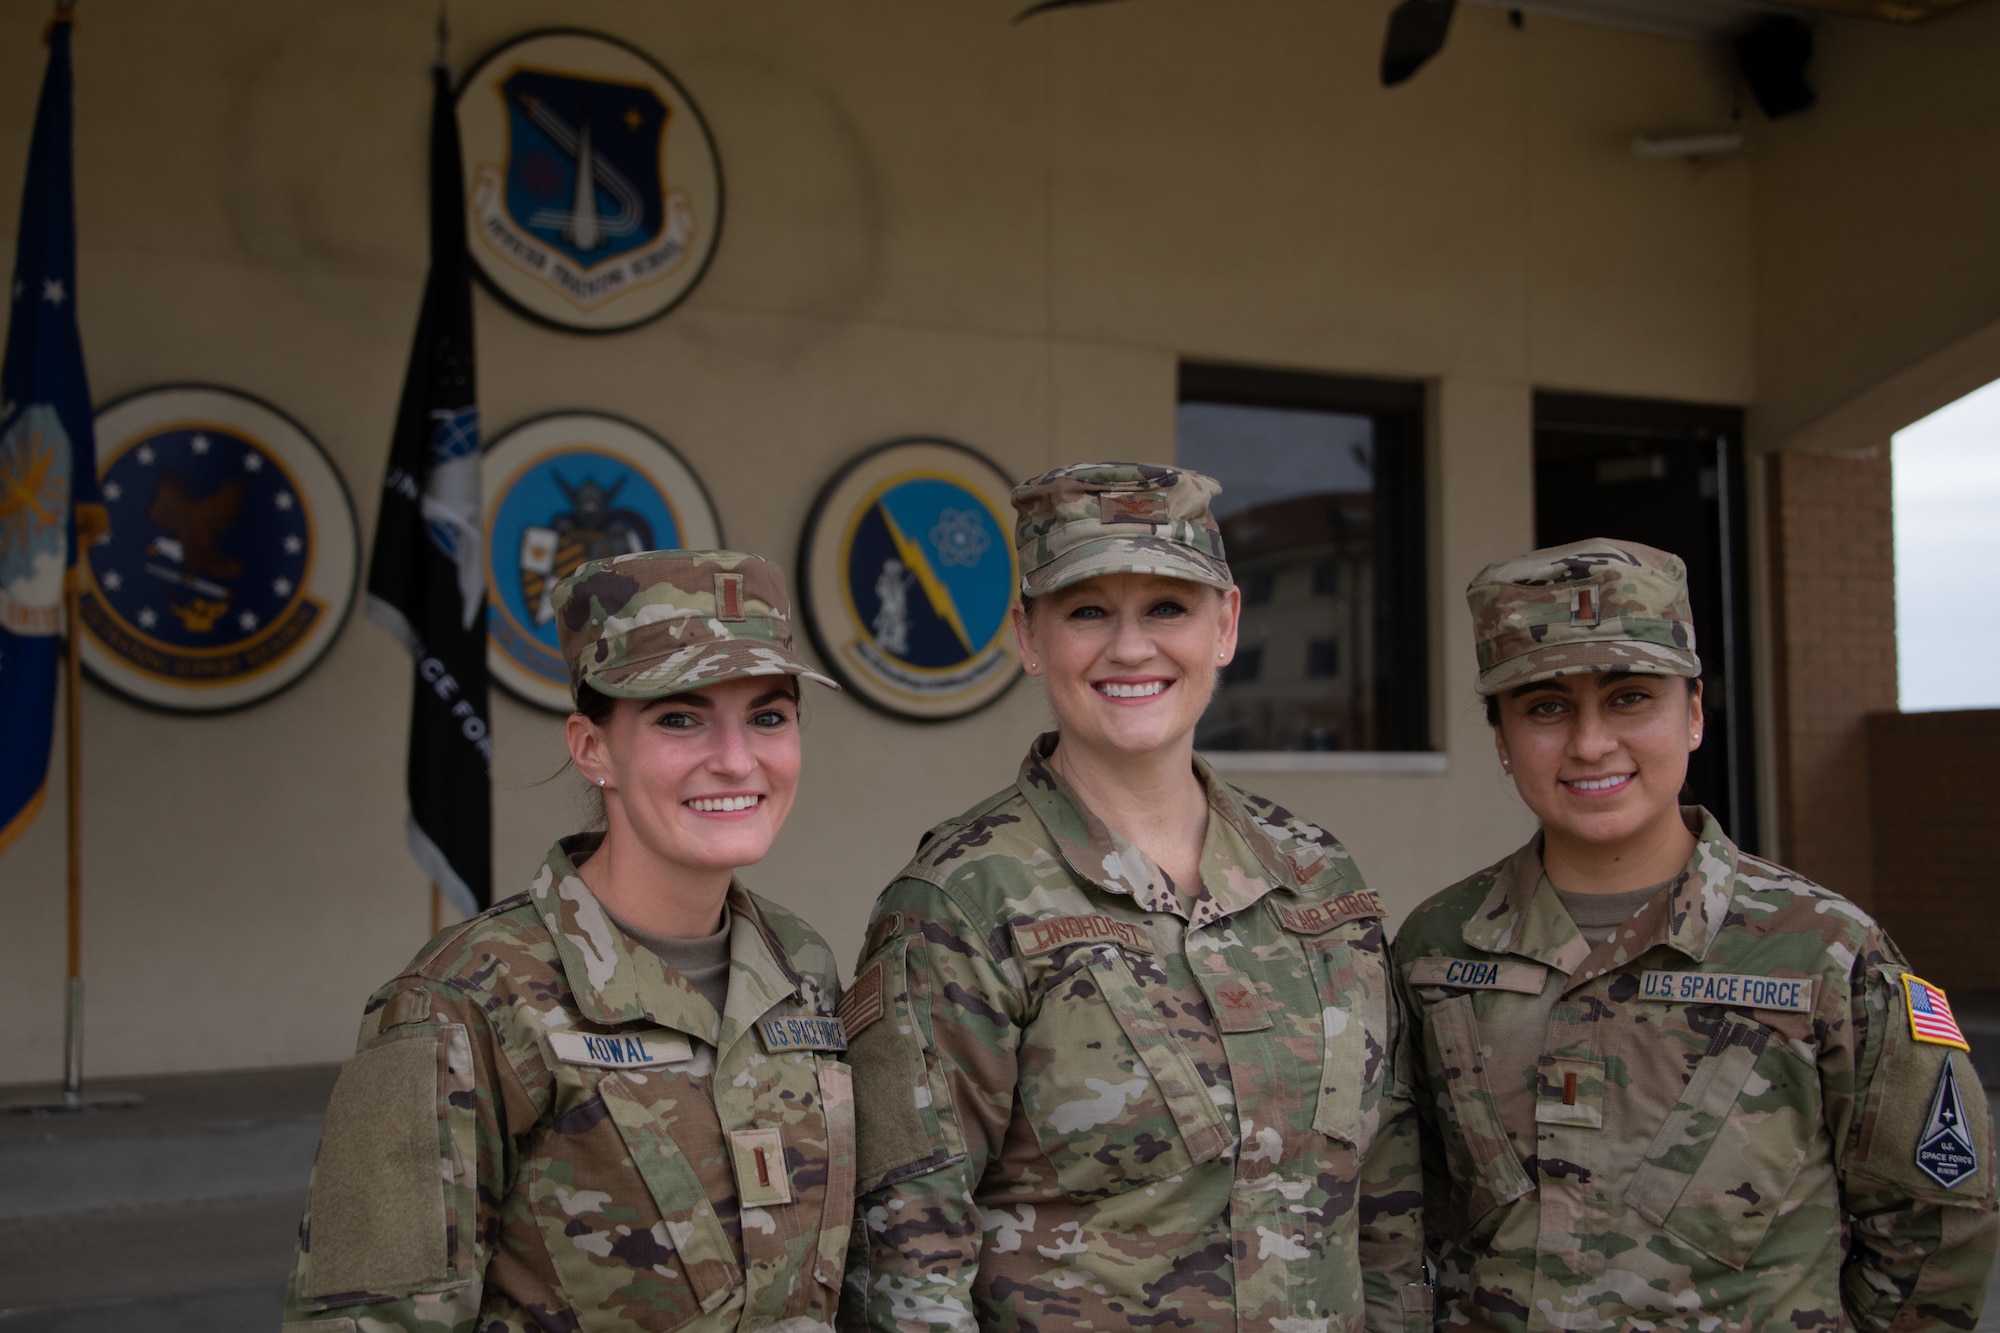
left=284, top=551, right=856, bottom=1333
left=1396, top=537, right=1997, bottom=1332
left=841, top=463, right=1427, bottom=1333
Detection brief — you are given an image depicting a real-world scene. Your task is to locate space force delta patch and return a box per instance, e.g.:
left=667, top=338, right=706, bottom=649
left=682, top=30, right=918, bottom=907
left=1917, top=1057, right=1981, bottom=1189
left=1638, top=971, right=1815, bottom=1013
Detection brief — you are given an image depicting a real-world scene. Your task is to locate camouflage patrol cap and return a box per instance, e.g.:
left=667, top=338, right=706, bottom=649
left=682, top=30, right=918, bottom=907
left=552, top=550, right=838, bottom=704
left=1010, top=462, right=1232, bottom=597
left=1467, top=538, right=1700, bottom=695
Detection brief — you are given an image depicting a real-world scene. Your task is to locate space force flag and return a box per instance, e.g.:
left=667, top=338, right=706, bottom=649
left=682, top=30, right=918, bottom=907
left=363, top=60, right=491, bottom=916
left=0, top=15, right=104, bottom=855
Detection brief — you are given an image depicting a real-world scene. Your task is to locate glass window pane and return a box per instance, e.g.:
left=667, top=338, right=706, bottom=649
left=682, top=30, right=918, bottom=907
left=1177, top=366, right=1427, bottom=753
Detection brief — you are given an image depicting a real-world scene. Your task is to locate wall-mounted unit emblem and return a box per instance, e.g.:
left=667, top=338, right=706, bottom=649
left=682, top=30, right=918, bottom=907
left=800, top=439, right=1021, bottom=722
left=482, top=412, right=720, bottom=711
left=457, top=30, right=722, bottom=332
left=79, top=386, right=357, bottom=711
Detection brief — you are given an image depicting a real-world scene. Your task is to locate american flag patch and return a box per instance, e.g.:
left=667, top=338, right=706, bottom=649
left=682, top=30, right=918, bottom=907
left=1904, top=974, right=1971, bottom=1051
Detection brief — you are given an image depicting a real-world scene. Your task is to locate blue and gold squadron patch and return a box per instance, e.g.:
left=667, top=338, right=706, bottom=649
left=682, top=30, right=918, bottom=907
left=78, top=386, right=356, bottom=711
left=801, top=439, right=1022, bottom=721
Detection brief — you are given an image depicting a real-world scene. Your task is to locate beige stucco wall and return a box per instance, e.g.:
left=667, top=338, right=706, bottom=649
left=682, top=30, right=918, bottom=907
left=1, top=0, right=1770, bottom=1079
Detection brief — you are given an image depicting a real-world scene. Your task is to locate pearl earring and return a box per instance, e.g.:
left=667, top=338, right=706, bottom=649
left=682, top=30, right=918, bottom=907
left=597, top=777, right=606, bottom=787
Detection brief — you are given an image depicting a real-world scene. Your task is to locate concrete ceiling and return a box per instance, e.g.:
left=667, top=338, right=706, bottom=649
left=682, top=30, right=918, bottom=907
left=1461, top=0, right=1977, bottom=42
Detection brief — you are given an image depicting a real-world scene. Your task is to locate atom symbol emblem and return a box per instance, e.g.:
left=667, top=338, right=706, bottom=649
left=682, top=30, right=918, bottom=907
left=930, top=508, right=990, bottom=568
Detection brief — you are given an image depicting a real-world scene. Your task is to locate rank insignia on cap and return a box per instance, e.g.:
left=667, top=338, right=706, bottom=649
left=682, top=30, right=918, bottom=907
left=1904, top=975, right=1970, bottom=1051
left=1916, top=1057, right=1981, bottom=1189
left=716, top=571, right=746, bottom=621
left=1099, top=491, right=1168, bottom=524
left=1571, top=585, right=1599, bottom=624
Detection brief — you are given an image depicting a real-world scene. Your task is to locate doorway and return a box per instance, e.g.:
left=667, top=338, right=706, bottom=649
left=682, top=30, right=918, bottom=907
left=1533, top=392, right=1759, bottom=852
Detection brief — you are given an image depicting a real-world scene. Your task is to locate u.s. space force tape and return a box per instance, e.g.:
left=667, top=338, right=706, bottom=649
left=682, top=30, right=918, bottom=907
left=1638, top=971, right=1815, bottom=1013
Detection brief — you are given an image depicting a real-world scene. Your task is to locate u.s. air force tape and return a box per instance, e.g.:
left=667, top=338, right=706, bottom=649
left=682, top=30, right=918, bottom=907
left=756, top=1015, right=848, bottom=1054
left=1272, top=890, right=1383, bottom=935
left=1407, top=957, right=1547, bottom=994
left=550, top=1030, right=695, bottom=1068
left=1638, top=971, right=1814, bottom=1013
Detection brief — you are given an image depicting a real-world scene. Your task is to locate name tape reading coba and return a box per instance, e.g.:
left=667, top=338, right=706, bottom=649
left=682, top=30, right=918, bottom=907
left=1407, top=957, right=1547, bottom=994
left=1639, top=971, right=1815, bottom=1013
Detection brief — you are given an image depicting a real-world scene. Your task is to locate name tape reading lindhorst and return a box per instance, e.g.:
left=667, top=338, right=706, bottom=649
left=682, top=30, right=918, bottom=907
left=1638, top=971, right=1815, bottom=1013
left=1011, top=914, right=1156, bottom=957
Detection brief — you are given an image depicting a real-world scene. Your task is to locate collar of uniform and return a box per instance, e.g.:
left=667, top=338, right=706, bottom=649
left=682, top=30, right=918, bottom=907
left=1460, top=834, right=1593, bottom=975
left=715, top=883, right=812, bottom=1058
left=1463, top=807, right=1737, bottom=975
left=1015, top=733, right=1285, bottom=925
left=529, top=834, right=800, bottom=1044
left=1558, top=808, right=1736, bottom=989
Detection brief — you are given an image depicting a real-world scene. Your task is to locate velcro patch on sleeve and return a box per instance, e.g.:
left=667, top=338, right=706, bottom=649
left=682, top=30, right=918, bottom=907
left=861, top=911, right=905, bottom=961
left=549, top=1029, right=695, bottom=1068
left=1407, top=957, right=1548, bottom=994
left=837, top=963, right=886, bottom=1038
left=1009, top=913, right=1155, bottom=958
left=1273, top=890, right=1384, bottom=936
left=1637, top=971, right=1815, bottom=1013
left=378, top=988, right=432, bottom=1031
left=757, top=1015, right=848, bottom=1054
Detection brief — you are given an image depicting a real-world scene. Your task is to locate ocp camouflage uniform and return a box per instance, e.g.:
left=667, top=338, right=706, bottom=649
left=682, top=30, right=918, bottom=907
left=1397, top=812, right=1998, bottom=1331
left=280, top=841, right=854, bottom=1333
left=284, top=550, right=853, bottom=1332
left=841, top=735, right=1429, bottom=1333
left=1401, top=538, right=1999, bottom=1331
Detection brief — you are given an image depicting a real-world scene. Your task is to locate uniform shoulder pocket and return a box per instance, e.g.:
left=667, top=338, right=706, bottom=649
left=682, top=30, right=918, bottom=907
left=846, top=933, right=965, bottom=1193
left=1851, top=966, right=1996, bottom=1204
left=297, top=1021, right=476, bottom=1303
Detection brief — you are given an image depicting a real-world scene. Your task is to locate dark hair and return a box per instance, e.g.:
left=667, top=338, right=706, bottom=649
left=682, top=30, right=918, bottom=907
left=1483, top=672, right=1698, bottom=725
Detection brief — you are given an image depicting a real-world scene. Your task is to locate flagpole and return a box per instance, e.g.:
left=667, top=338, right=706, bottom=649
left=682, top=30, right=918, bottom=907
left=61, top=572, right=82, bottom=1107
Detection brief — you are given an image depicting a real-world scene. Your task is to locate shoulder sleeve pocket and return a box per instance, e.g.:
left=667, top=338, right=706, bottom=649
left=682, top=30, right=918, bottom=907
left=1851, top=966, right=1996, bottom=1204
left=846, top=936, right=964, bottom=1193
left=297, top=1024, right=473, bottom=1302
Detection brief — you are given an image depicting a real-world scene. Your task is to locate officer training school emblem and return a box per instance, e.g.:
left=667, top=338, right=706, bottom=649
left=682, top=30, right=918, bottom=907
left=78, top=386, right=357, bottom=711
left=801, top=439, right=1021, bottom=722
left=457, top=30, right=722, bottom=332
left=483, top=412, right=720, bottom=711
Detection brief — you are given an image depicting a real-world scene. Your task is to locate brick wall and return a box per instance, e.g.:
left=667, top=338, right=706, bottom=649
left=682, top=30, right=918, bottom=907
left=1765, top=452, right=1898, bottom=907
left=1867, top=710, right=2000, bottom=990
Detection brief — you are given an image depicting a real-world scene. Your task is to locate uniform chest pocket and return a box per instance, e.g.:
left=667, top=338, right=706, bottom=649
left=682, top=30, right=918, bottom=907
left=523, top=1068, right=742, bottom=1330
left=1301, top=935, right=1392, bottom=1153
left=1624, top=1016, right=1818, bottom=1270
left=1418, top=994, right=1535, bottom=1227
left=1017, top=943, right=1230, bottom=1199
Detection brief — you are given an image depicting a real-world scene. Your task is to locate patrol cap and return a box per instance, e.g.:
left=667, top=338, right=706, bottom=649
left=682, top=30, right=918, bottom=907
left=1010, top=462, right=1232, bottom=597
left=552, top=550, right=838, bottom=704
left=1466, top=537, right=1700, bottom=695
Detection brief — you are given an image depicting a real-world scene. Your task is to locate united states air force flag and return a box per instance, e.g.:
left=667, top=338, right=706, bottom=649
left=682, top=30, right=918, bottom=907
left=0, top=16, right=104, bottom=854
left=364, top=61, right=490, bottom=916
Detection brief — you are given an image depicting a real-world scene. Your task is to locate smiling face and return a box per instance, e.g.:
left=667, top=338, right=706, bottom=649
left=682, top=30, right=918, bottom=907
left=566, top=675, right=803, bottom=890
left=1014, top=572, right=1240, bottom=765
left=1493, top=671, right=1703, bottom=858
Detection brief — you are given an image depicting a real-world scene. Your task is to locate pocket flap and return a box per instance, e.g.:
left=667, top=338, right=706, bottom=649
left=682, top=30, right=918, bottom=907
left=600, top=1073, right=742, bottom=1312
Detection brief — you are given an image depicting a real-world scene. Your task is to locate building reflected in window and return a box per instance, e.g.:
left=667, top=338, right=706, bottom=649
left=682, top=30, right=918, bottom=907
left=1179, top=364, right=1429, bottom=753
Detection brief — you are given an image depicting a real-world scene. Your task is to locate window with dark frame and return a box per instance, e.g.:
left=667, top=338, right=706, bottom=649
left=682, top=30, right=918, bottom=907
left=1177, top=363, right=1429, bottom=754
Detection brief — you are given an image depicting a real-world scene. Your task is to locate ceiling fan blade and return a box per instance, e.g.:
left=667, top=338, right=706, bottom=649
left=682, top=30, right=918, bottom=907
left=1014, top=0, right=1139, bottom=23
left=1380, top=0, right=1457, bottom=86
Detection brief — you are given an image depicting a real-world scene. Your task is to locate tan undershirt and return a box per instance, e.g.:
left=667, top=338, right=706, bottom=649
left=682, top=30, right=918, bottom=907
left=1484, top=876, right=1678, bottom=1123
left=612, top=914, right=733, bottom=1020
